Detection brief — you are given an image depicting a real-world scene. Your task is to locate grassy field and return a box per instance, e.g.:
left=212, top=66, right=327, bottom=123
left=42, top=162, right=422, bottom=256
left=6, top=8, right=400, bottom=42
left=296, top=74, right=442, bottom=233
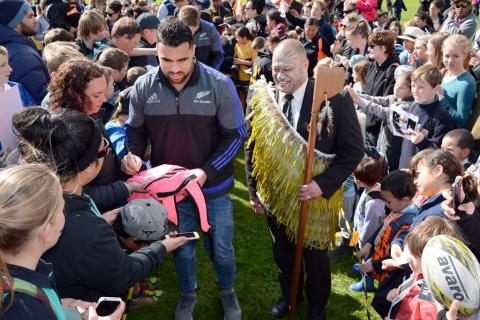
left=127, top=2, right=420, bottom=319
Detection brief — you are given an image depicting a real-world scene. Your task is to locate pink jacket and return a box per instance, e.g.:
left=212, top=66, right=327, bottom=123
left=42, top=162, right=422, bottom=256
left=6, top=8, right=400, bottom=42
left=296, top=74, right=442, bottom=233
left=355, top=0, right=378, bottom=23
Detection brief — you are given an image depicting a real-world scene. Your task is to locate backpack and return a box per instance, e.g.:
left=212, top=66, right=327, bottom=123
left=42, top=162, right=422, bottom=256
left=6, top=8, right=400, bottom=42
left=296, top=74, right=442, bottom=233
left=127, top=165, right=211, bottom=233
left=2, top=277, right=64, bottom=320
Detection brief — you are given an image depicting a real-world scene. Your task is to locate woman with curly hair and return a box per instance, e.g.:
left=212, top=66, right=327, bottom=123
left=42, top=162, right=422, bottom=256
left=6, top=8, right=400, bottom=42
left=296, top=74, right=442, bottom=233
left=48, top=59, right=107, bottom=115
left=48, top=59, right=144, bottom=212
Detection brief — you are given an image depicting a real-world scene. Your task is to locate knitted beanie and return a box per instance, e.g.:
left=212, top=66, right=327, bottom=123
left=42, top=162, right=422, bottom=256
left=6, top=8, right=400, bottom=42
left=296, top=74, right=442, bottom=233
left=0, top=0, right=32, bottom=29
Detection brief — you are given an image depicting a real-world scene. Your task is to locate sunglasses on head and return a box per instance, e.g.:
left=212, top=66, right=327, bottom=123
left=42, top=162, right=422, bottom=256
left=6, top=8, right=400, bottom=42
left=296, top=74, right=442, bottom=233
left=97, top=137, right=111, bottom=159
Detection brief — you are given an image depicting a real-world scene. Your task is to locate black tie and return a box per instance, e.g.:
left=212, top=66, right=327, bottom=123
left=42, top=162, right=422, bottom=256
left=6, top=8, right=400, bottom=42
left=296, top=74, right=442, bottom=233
left=282, top=94, right=294, bottom=125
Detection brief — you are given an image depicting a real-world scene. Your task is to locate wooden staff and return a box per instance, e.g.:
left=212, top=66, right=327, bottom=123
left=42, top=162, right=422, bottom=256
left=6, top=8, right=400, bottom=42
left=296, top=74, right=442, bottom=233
left=288, top=66, right=345, bottom=319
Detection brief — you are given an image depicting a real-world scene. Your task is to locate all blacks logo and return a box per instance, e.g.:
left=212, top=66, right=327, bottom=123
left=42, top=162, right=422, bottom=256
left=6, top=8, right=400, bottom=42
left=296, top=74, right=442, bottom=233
left=437, top=256, right=469, bottom=301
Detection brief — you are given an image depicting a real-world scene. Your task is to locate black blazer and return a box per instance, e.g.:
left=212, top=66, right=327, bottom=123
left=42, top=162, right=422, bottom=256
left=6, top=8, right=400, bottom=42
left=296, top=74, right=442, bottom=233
left=245, top=80, right=364, bottom=200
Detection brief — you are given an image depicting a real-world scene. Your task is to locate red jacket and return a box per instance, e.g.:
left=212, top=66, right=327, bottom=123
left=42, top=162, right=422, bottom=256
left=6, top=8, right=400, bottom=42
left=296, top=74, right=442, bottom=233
left=396, top=274, right=437, bottom=320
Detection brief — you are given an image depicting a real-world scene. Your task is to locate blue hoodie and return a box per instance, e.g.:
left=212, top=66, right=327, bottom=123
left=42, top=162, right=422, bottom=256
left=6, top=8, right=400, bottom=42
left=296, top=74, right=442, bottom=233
left=392, top=193, right=446, bottom=249
left=0, top=25, right=50, bottom=104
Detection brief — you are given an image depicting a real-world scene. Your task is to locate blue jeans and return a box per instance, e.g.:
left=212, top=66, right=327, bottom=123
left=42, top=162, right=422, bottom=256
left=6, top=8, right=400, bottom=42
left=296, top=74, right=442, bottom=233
left=173, top=194, right=236, bottom=293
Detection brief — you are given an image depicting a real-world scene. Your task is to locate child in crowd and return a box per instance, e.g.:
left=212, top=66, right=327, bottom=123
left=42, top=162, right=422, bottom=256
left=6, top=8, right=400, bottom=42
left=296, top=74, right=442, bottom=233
left=426, top=32, right=449, bottom=69
left=97, top=47, right=130, bottom=100
left=0, top=46, right=35, bottom=157
left=355, top=170, right=417, bottom=284
left=0, top=164, right=125, bottom=319
left=233, top=26, right=256, bottom=111
left=76, top=9, right=109, bottom=59
left=43, top=28, right=75, bottom=45
left=251, top=36, right=265, bottom=54
left=398, top=65, right=457, bottom=169
left=350, top=157, right=386, bottom=292
left=440, top=34, right=476, bottom=128
left=99, top=66, right=116, bottom=124
left=106, top=66, right=147, bottom=160
left=386, top=149, right=465, bottom=270
left=0, top=46, right=34, bottom=107
left=441, top=128, right=475, bottom=169
left=351, top=59, right=370, bottom=94
left=408, top=35, right=430, bottom=69
left=347, top=71, right=414, bottom=171
left=41, top=41, right=86, bottom=108
left=385, top=216, right=463, bottom=320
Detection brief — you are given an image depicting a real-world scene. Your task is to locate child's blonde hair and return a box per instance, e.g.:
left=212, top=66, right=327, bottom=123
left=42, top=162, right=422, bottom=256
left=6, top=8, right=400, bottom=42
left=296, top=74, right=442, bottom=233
left=443, top=34, right=471, bottom=69
left=412, top=64, right=443, bottom=87
left=352, top=60, right=370, bottom=83
left=405, top=216, right=462, bottom=258
left=42, top=42, right=85, bottom=73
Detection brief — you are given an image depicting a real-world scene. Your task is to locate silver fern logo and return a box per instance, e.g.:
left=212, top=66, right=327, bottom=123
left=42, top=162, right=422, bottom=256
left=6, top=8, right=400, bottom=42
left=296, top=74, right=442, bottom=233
left=194, top=91, right=211, bottom=103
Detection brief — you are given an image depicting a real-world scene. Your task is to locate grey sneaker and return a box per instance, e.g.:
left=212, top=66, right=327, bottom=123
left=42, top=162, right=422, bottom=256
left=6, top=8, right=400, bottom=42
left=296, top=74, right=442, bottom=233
left=175, top=293, right=198, bottom=320
left=220, top=289, right=242, bottom=320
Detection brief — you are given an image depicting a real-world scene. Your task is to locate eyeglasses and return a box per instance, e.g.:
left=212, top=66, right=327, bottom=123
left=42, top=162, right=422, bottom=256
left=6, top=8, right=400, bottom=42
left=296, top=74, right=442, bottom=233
left=97, top=137, right=111, bottom=159
left=454, top=3, right=469, bottom=8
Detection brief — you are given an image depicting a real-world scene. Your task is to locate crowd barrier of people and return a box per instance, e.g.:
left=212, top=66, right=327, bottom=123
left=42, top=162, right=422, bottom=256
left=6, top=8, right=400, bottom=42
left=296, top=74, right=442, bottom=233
left=1, top=0, right=480, bottom=318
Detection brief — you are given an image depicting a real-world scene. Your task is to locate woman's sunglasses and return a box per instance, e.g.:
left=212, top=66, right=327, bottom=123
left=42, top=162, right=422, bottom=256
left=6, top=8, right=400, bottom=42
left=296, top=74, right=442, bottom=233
left=454, top=3, right=469, bottom=8
left=97, top=137, right=111, bottom=159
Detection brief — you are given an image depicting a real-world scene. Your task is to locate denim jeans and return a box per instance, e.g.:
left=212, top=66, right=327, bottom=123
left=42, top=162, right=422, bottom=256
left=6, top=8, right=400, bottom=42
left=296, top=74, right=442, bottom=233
left=173, top=193, right=236, bottom=293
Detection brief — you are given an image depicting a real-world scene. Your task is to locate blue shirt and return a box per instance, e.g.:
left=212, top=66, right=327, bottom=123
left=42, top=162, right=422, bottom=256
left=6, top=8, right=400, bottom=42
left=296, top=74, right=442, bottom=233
left=441, top=71, right=476, bottom=128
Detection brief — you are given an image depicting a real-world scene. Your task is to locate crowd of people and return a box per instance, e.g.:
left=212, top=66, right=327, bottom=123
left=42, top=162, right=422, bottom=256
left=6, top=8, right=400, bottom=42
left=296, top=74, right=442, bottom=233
left=1, top=0, right=480, bottom=318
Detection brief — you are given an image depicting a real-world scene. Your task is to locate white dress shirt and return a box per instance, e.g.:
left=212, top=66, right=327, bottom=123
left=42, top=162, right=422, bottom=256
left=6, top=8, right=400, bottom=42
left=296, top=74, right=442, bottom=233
left=278, top=80, right=308, bottom=130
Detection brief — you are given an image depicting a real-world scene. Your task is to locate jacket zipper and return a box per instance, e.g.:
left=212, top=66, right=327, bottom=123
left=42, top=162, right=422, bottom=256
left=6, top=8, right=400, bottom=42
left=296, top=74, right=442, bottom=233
left=176, top=96, right=180, bottom=114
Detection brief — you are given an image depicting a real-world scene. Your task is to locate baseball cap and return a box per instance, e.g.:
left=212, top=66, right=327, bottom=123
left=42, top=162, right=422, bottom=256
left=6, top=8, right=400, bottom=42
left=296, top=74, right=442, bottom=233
left=397, top=27, right=425, bottom=42
left=136, top=12, right=160, bottom=30
left=121, top=198, right=168, bottom=241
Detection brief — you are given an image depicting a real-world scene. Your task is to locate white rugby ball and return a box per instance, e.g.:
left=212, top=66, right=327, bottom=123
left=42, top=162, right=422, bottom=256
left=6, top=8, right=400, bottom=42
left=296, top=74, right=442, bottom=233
left=422, top=235, right=480, bottom=315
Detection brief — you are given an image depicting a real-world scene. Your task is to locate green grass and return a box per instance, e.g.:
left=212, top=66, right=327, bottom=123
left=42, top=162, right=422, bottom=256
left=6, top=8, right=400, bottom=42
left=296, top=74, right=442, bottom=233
left=127, top=3, right=422, bottom=318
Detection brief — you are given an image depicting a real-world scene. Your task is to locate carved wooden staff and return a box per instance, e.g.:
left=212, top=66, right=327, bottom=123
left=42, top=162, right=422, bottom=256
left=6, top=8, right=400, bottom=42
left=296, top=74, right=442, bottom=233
left=288, top=66, right=345, bottom=320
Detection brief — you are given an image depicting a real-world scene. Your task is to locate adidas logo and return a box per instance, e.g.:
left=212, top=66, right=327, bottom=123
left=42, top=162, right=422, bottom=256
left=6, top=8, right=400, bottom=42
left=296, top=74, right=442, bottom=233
left=146, top=93, right=161, bottom=104
left=199, top=32, right=208, bottom=40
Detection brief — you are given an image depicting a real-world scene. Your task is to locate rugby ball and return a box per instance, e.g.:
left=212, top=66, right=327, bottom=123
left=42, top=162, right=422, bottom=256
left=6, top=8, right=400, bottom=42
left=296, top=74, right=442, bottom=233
left=422, top=235, right=480, bottom=315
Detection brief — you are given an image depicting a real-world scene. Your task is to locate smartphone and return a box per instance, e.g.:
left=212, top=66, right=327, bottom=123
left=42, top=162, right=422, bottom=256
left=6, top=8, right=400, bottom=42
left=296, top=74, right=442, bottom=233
left=165, top=232, right=200, bottom=240
left=450, top=176, right=462, bottom=211
left=96, top=297, right=122, bottom=316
